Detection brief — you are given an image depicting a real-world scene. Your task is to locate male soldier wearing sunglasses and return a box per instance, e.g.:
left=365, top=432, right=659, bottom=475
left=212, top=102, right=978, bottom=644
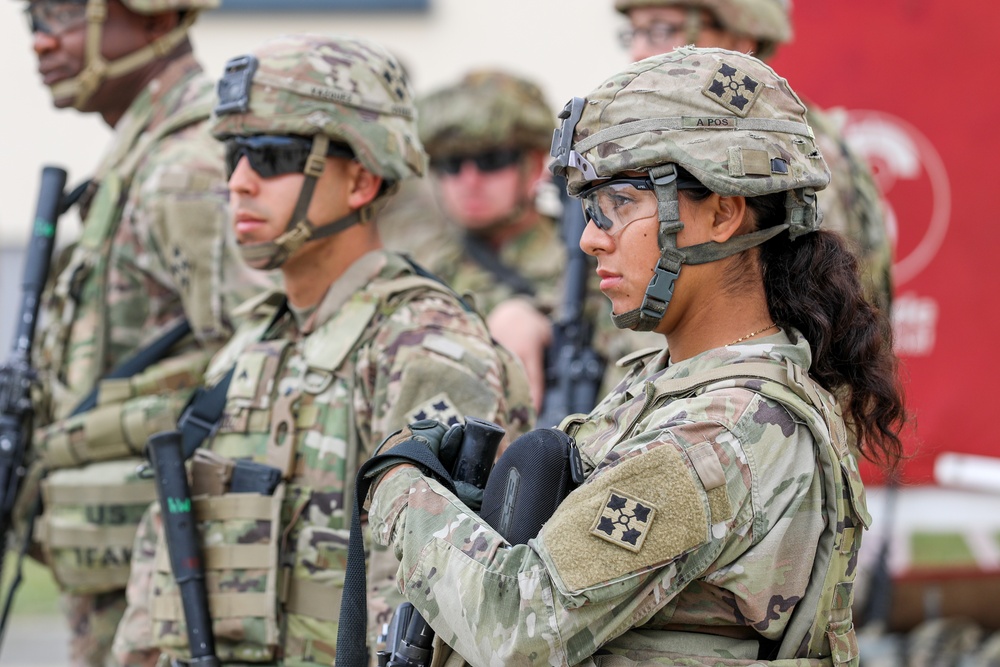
left=17, top=0, right=267, bottom=664
left=112, top=34, right=532, bottom=667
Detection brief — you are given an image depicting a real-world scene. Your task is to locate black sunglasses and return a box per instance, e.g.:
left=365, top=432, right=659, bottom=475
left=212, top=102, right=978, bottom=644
left=430, top=148, right=522, bottom=176
left=223, top=135, right=355, bottom=179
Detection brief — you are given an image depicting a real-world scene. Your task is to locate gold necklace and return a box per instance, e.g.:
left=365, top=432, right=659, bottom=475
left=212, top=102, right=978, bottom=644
left=728, top=323, right=777, bottom=346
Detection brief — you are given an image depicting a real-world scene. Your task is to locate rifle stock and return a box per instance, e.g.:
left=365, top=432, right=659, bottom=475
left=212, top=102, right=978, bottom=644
left=537, top=177, right=606, bottom=428
left=0, top=166, right=68, bottom=651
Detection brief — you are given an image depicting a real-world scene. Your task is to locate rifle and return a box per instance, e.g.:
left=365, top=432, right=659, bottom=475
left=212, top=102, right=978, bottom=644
left=0, top=166, right=69, bottom=650
left=536, top=176, right=606, bottom=428
left=146, top=430, right=220, bottom=667
left=379, top=425, right=583, bottom=667
left=375, top=417, right=505, bottom=667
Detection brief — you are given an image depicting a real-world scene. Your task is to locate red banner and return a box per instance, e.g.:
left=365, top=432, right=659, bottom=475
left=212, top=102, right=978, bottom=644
left=770, top=1, right=998, bottom=484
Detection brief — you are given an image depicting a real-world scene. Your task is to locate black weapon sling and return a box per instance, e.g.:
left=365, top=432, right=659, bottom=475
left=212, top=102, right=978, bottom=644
left=462, top=233, right=537, bottom=298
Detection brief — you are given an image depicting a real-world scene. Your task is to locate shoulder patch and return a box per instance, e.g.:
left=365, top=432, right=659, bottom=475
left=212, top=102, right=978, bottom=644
left=590, top=488, right=657, bottom=553
left=405, top=391, right=463, bottom=427
left=538, top=442, right=712, bottom=594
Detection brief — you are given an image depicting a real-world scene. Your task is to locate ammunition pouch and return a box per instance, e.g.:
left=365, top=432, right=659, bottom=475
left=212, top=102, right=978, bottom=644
left=151, top=467, right=285, bottom=664
left=37, top=348, right=210, bottom=470
left=35, top=458, right=156, bottom=594
left=152, top=449, right=348, bottom=665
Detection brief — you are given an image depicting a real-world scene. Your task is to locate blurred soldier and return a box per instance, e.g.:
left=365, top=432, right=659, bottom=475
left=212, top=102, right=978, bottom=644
left=113, top=34, right=531, bottom=667
left=18, top=0, right=268, bottom=664
left=615, top=0, right=893, bottom=312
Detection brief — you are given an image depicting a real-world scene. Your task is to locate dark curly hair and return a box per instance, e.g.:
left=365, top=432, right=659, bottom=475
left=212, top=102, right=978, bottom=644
left=679, top=173, right=905, bottom=471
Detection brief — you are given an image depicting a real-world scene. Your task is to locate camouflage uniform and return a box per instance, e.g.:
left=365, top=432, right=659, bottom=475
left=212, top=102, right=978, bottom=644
left=369, top=48, right=872, bottom=666
left=614, top=0, right=894, bottom=313
left=112, top=35, right=533, bottom=667
left=27, top=44, right=265, bottom=666
left=371, top=330, right=869, bottom=666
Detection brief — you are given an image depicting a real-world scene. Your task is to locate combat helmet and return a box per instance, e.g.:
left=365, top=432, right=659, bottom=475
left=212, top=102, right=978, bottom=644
left=418, top=70, right=554, bottom=158
left=614, top=0, right=791, bottom=59
left=551, top=46, right=829, bottom=331
left=211, top=34, right=426, bottom=270
left=31, top=0, right=217, bottom=108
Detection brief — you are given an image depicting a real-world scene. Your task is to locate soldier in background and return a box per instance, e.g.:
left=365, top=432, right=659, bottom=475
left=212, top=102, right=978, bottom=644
left=19, top=0, right=268, bottom=664
left=615, top=0, right=893, bottom=312
left=113, top=34, right=531, bottom=666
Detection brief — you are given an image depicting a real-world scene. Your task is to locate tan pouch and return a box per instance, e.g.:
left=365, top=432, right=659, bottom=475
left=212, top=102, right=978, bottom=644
left=35, top=458, right=155, bottom=594
left=151, top=484, right=284, bottom=663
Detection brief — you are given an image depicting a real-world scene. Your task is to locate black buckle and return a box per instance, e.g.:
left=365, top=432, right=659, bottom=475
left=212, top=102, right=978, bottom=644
left=549, top=97, right=587, bottom=176
left=640, top=265, right=679, bottom=320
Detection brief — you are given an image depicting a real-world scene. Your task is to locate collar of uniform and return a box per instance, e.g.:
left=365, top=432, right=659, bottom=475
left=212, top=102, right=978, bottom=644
left=623, top=328, right=813, bottom=401
left=305, top=249, right=395, bottom=335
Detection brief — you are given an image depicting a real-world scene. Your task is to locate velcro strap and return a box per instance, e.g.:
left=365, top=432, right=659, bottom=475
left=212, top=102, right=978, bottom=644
left=38, top=523, right=142, bottom=548
left=98, top=378, right=133, bottom=405
left=42, top=430, right=82, bottom=469
left=194, top=494, right=273, bottom=521
left=44, top=480, right=156, bottom=507
left=152, top=592, right=272, bottom=622
left=155, top=544, right=273, bottom=572
left=81, top=402, right=131, bottom=460
left=51, top=565, right=130, bottom=589
left=728, top=147, right=774, bottom=177
left=285, top=578, right=342, bottom=622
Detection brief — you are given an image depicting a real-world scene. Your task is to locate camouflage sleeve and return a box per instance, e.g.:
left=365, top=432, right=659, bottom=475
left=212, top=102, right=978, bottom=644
left=368, top=389, right=823, bottom=666
left=356, top=291, right=520, bottom=452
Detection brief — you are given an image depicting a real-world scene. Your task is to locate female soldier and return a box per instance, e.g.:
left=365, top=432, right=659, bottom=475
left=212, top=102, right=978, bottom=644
left=367, top=47, right=905, bottom=667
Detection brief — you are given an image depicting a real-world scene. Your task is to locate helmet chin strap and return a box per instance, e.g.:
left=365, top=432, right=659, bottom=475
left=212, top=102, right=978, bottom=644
left=610, top=163, right=791, bottom=332
left=238, top=134, right=379, bottom=271
left=50, top=0, right=199, bottom=109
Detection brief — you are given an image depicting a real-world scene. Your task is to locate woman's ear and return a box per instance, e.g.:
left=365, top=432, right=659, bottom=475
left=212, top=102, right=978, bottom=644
left=710, top=194, right=748, bottom=243
left=346, top=164, right=384, bottom=210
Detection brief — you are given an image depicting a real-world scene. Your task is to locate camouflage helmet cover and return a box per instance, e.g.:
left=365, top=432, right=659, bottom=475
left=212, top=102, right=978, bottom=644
left=120, top=0, right=219, bottom=12
left=418, top=69, right=555, bottom=157
left=614, top=0, right=792, bottom=58
left=555, top=46, right=829, bottom=225
left=211, top=34, right=426, bottom=181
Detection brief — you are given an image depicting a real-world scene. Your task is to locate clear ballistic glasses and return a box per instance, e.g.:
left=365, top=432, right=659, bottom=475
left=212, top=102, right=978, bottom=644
left=223, top=135, right=355, bottom=179
left=579, top=175, right=705, bottom=237
left=24, top=0, right=87, bottom=36
left=579, top=178, right=660, bottom=237
left=430, top=148, right=523, bottom=176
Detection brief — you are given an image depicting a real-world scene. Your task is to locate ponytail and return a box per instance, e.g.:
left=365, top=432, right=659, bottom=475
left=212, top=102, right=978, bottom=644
left=751, top=192, right=905, bottom=471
